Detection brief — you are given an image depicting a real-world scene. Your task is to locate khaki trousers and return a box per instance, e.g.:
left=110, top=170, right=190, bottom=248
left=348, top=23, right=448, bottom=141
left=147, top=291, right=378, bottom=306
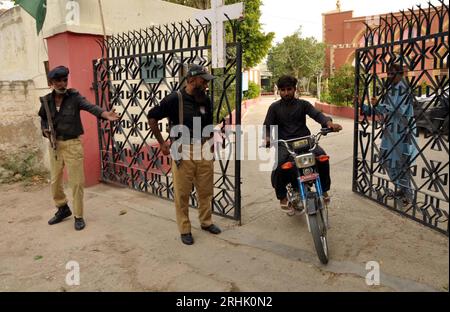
left=49, top=138, right=85, bottom=218
left=171, top=146, right=214, bottom=234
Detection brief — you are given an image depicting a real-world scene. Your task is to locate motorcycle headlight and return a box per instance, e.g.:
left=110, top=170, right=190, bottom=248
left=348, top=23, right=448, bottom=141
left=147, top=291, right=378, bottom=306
left=295, top=153, right=316, bottom=168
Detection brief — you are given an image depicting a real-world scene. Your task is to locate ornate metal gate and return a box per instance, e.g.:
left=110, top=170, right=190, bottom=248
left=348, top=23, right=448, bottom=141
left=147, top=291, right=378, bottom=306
left=93, top=19, right=242, bottom=221
left=353, top=1, right=449, bottom=235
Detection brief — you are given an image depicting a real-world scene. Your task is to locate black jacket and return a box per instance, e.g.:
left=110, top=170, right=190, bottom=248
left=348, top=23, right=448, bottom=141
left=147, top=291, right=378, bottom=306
left=147, top=88, right=213, bottom=138
left=263, top=98, right=332, bottom=140
left=38, top=89, right=105, bottom=138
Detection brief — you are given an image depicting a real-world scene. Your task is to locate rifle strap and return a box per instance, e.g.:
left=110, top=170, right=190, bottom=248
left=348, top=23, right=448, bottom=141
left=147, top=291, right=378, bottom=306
left=176, top=90, right=184, bottom=127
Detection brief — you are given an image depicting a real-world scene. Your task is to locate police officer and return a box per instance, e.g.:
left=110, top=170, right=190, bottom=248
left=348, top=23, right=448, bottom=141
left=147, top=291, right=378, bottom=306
left=38, top=66, right=119, bottom=230
left=147, top=64, right=221, bottom=245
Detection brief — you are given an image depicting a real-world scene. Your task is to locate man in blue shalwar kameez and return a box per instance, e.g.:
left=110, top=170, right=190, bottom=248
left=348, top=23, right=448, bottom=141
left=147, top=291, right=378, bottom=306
left=362, top=63, right=419, bottom=207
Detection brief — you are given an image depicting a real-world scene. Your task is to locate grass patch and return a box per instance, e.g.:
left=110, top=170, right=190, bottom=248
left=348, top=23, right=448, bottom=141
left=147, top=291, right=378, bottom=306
left=0, top=149, right=49, bottom=184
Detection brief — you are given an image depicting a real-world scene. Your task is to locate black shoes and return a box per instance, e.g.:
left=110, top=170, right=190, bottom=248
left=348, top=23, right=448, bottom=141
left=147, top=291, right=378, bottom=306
left=74, top=217, right=86, bottom=231
left=181, top=233, right=194, bottom=245
left=393, top=190, right=406, bottom=198
left=201, top=224, right=222, bottom=235
left=48, top=205, right=85, bottom=230
left=48, top=204, right=72, bottom=225
left=180, top=225, right=222, bottom=245
left=393, top=190, right=413, bottom=208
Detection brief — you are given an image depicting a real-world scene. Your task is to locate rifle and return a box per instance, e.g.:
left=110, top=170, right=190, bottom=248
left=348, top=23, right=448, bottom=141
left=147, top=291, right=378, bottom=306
left=42, top=96, right=57, bottom=152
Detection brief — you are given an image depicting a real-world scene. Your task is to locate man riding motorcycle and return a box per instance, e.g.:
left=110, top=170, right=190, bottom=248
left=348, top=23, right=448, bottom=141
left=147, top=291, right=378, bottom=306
left=263, top=75, right=343, bottom=213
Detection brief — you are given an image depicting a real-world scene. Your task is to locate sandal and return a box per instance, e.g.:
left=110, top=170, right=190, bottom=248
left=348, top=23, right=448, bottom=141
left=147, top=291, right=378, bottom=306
left=280, top=202, right=296, bottom=216
left=280, top=203, right=291, bottom=211
left=286, top=206, right=296, bottom=216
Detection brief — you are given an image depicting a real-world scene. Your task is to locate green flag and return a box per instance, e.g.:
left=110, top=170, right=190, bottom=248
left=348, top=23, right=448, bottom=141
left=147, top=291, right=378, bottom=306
left=15, top=0, right=47, bottom=34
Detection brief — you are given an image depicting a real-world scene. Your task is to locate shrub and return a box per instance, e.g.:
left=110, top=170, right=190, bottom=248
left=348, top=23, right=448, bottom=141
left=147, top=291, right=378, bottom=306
left=328, top=64, right=355, bottom=106
left=243, top=81, right=261, bottom=100
left=320, top=90, right=332, bottom=104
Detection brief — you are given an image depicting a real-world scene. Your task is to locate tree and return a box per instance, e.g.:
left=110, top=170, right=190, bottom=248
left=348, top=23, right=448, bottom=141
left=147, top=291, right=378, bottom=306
left=267, top=29, right=325, bottom=94
left=164, top=0, right=274, bottom=69
left=232, top=0, right=274, bottom=69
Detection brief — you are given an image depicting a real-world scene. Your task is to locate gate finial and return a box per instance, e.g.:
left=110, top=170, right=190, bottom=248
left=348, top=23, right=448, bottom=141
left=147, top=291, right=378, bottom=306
left=336, top=0, right=341, bottom=11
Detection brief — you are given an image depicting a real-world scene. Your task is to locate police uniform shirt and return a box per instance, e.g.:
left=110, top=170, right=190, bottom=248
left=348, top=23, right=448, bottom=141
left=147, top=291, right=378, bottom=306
left=147, top=87, right=213, bottom=139
left=38, top=89, right=105, bottom=139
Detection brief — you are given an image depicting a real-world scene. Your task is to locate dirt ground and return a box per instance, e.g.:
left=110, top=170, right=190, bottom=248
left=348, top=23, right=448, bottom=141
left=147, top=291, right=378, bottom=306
left=0, top=96, right=448, bottom=292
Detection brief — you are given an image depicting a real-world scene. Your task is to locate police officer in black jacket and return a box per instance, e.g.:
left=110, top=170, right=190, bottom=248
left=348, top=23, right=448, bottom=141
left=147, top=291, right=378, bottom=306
left=38, top=66, right=119, bottom=230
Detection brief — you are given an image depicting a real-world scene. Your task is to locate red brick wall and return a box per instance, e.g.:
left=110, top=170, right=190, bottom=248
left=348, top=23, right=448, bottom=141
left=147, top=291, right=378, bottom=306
left=323, top=11, right=353, bottom=44
left=323, top=11, right=354, bottom=76
left=333, top=47, right=356, bottom=70
left=343, top=19, right=363, bottom=43
left=323, top=7, right=447, bottom=77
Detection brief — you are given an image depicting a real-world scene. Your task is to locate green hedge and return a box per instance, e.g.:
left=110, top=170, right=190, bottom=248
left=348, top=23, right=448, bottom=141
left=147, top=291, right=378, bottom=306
left=243, top=81, right=261, bottom=100
left=327, top=64, right=355, bottom=106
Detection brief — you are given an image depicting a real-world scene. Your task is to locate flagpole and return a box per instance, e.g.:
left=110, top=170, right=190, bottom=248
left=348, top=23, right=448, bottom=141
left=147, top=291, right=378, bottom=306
left=97, top=0, right=107, bottom=42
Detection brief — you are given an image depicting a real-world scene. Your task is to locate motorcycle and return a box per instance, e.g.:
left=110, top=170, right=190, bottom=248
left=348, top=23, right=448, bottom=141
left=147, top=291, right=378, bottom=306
left=273, top=128, right=334, bottom=264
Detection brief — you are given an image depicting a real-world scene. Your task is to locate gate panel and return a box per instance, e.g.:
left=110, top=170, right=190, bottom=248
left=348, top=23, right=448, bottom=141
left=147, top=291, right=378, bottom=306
left=353, top=2, right=449, bottom=235
left=93, top=20, right=242, bottom=221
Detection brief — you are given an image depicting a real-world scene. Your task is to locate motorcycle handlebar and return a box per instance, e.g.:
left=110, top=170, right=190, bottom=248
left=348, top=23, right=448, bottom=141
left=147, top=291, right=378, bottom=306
left=259, top=128, right=335, bottom=149
left=261, top=128, right=335, bottom=151
left=320, top=127, right=334, bottom=135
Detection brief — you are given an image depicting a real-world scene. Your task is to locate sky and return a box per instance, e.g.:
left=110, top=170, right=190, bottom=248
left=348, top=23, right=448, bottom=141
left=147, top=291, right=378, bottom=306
left=260, top=0, right=440, bottom=43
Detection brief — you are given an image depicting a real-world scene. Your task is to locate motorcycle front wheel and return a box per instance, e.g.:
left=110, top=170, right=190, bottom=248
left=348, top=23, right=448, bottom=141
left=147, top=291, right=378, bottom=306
left=308, top=210, right=329, bottom=264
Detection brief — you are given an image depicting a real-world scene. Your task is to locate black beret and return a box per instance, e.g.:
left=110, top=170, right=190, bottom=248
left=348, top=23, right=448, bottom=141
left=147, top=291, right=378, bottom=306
left=48, top=66, right=69, bottom=80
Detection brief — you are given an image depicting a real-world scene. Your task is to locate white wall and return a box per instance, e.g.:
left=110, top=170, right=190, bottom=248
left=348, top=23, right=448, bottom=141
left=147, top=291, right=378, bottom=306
left=0, top=6, right=48, bottom=87
left=0, top=80, right=46, bottom=164
left=0, top=0, right=201, bottom=84
left=0, top=7, right=53, bottom=167
left=0, top=0, right=201, bottom=166
left=44, top=0, right=200, bottom=37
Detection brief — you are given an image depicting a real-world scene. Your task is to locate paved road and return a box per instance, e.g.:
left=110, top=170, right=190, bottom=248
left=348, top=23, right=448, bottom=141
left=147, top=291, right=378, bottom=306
left=0, top=96, right=447, bottom=292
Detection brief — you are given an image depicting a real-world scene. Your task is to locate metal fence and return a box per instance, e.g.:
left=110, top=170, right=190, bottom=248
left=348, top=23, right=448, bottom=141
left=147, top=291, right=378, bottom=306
left=93, top=18, right=242, bottom=221
left=353, top=1, right=449, bottom=235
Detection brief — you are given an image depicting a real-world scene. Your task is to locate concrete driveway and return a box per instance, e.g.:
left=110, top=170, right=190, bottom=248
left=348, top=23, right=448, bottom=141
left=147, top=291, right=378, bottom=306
left=0, top=96, right=447, bottom=292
